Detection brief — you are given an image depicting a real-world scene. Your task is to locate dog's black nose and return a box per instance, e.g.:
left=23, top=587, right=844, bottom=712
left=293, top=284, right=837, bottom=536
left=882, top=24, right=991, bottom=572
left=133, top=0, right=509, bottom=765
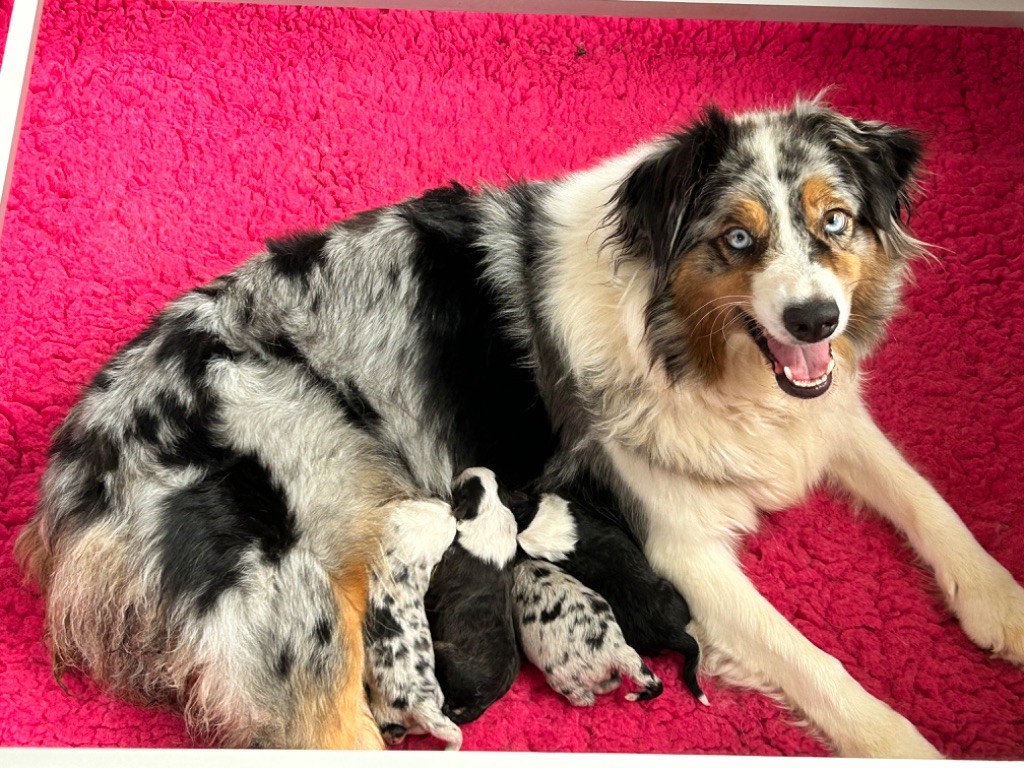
left=783, top=300, right=840, bottom=343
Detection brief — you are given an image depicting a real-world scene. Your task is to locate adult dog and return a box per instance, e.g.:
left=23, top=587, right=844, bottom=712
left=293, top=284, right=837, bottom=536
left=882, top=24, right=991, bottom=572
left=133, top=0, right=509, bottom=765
left=17, top=100, right=1024, bottom=755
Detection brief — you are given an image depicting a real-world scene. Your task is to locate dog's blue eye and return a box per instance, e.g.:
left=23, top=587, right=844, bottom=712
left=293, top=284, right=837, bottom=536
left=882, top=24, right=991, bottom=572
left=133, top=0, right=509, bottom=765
left=824, top=210, right=849, bottom=236
left=725, top=228, right=753, bottom=251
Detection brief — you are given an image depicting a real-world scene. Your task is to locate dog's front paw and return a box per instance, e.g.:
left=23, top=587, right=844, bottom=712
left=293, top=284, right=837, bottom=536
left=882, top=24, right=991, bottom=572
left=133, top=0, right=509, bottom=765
left=952, top=564, right=1024, bottom=666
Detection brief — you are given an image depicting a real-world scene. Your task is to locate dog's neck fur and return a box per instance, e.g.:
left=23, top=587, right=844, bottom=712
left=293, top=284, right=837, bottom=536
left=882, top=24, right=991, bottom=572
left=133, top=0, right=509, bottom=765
left=520, top=149, right=864, bottom=509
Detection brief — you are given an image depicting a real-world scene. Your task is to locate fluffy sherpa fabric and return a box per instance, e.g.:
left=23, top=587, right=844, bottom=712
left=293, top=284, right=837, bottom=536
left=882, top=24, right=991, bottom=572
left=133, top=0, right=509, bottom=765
left=1, top=0, right=1022, bottom=756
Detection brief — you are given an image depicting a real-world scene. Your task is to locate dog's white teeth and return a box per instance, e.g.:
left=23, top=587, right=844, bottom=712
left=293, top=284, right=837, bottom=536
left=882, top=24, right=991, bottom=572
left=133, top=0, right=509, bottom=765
left=791, top=373, right=829, bottom=388
left=826, top=358, right=836, bottom=375
left=784, top=365, right=832, bottom=388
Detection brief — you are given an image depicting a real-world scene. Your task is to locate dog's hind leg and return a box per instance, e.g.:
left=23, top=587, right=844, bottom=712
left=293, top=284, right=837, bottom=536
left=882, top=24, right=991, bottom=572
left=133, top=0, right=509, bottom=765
left=302, top=559, right=384, bottom=750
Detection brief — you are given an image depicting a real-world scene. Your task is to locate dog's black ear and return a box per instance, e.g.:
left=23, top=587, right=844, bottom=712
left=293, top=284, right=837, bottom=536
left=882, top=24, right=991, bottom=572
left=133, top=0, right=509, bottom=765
left=607, top=106, right=734, bottom=280
left=804, top=109, right=924, bottom=249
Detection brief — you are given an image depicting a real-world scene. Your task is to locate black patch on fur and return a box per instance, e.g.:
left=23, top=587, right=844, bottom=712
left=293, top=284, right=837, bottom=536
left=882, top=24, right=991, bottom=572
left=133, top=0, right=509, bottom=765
left=451, top=475, right=485, bottom=521
left=391, top=695, right=409, bottom=710
left=400, top=183, right=557, bottom=490
left=88, top=369, right=114, bottom=392
left=314, top=616, right=333, bottom=646
left=152, top=316, right=237, bottom=384
left=47, top=423, right=121, bottom=534
left=426, top=536, right=519, bottom=724
left=257, top=334, right=382, bottom=434
left=276, top=647, right=294, bottom=678
left=365, top=604, right=403, bottom=643
left=539, top=600, right=563, bottom=623
left=607, top=106, right=734, bottom=281
left=151, top=390, right=226, bottom=468
left=266, top=231, right=329, bottom=282
left=157, top=453, right=299, bottom=614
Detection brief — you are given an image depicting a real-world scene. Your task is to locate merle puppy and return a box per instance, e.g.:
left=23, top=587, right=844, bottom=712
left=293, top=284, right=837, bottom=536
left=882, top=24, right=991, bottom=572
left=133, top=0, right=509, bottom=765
left=513, top=558, right=663, bottom=706
left=514, top=484, right=706, bottom=703
left=363, top=500, right=462, bottom=750
left=425, top=468, right=520, bottom=724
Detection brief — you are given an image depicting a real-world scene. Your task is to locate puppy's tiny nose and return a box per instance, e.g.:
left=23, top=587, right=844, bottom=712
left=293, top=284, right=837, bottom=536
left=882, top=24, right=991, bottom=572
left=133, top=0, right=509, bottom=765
left=783, top=300, right=840, bottom=343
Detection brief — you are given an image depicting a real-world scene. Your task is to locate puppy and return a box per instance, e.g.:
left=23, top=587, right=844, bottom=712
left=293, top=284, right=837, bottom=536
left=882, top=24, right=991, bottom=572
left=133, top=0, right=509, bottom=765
left=425, top=468, right=520, bottom=724
left=363, top=500, right=462, bottom=750
left=512, top=558, right=663, bottom=706
left=514, top=488, right=706, bottom=703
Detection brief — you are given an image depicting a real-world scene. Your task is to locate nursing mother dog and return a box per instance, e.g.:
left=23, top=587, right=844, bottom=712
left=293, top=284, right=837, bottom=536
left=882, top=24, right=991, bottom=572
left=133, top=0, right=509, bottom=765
left=17, top=100, right=1024, bottom=756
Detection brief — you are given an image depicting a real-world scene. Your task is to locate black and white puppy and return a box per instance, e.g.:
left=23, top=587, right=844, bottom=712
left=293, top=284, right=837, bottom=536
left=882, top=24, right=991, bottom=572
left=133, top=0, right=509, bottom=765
left=363, top=500, right=462, bottom=750
left=514, top=489, right=707, bottom=704
left=513, top=558, right=663, bottom=706
left=425, top=468, right=520, bottom=724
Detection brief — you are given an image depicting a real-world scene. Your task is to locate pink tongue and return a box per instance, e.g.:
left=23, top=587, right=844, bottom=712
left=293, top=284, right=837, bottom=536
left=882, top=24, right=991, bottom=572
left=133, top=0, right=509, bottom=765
left=765, top=338, right=832, bottom=381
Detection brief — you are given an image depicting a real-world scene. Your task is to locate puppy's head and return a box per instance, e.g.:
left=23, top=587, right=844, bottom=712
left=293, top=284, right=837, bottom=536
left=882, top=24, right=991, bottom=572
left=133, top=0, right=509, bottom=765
left=450, top=468, right=518, bottom=568
left=608, top=100, right=925, bottom=398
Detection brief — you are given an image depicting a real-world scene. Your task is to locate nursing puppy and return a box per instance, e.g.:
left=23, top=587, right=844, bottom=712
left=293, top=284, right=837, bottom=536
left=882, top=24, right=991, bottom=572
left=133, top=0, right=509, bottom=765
left=512, top=558, right=664, bottom=706
left=18, top=100, right=1024, bottom=755
left=514, top=487, right=705, bottom=703
left=425, top=468, right=520, bottom=724
left=363, top=500, right=462, bottom=750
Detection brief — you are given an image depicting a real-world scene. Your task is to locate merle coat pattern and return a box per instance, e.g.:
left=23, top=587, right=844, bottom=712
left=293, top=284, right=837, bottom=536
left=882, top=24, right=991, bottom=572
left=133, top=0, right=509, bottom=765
left=18, top=101, right=1024, bottom=755
left=514, top=484, right=705, bottom=703
left=512, top=558, right=663, bottom=706
left=363, top=500, right=462, bottom=750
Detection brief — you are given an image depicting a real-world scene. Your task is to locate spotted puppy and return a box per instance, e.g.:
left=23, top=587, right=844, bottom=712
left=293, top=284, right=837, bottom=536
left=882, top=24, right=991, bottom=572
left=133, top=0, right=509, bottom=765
left=364, top=500, right=463, bottom=750
left=514, top=485, right=706, bottom=704
left=513, top=558, right=663, bottom=706
left=425, top=468, right=520, bottom=724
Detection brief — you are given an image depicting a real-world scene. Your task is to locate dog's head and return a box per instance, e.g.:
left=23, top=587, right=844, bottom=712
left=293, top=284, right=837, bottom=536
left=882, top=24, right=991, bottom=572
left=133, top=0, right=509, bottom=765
left=607, top=101, right=925, bottom=398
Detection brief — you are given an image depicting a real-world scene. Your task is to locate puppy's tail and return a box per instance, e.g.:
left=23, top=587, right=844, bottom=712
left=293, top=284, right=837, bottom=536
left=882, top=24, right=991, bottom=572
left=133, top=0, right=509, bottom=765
left=615, top=647, right=664, bottom=702
left=671, top=632, right=708, bottom=705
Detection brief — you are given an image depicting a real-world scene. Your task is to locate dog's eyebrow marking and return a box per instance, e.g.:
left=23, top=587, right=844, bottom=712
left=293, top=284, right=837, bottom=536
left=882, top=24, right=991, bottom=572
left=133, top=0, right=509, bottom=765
left=725, top=199, right=771, bottom=240
left=801, top=176, right=850, bottom=225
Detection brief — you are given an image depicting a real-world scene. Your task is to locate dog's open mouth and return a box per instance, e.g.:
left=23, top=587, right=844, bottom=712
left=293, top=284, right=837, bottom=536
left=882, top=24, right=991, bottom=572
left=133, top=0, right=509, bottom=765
left=743, top=315, right=834, bottom=399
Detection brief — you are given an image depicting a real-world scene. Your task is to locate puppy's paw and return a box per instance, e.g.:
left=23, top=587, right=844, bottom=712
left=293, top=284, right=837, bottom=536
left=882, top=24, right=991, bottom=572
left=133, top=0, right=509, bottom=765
left=593, top=673, right=622, bottom=695
left=564, top=688, right=596, bottom=707
left=952, top=565, right=1024, bottom=667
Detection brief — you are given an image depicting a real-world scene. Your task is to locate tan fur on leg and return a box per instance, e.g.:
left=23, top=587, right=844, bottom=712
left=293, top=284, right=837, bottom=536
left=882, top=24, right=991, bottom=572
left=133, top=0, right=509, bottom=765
left=305, top=559, right=383, bottom=751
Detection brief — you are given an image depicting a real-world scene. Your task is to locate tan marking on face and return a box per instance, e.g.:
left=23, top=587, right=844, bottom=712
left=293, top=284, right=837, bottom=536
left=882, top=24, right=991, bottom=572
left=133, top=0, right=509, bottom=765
left=725, top=199, right=770, bottom=240
left=844, top=229, right=897, bottom=361
left=801, top=176, right=866, bottom=285
left=801, top=176, right=846, bottom=224
left=672, top=250, right=755, bottom=382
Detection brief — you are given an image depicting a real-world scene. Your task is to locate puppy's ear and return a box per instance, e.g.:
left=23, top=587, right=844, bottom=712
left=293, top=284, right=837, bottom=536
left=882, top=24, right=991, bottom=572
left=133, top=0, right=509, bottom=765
left=450, top=475, right=484, bottom=521
left=607, top=106, right=734, bottom=281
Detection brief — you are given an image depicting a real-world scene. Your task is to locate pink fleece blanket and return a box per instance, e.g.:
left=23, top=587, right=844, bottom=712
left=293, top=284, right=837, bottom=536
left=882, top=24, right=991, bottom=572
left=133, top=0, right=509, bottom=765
left=1, top=0, right=1022, bottom=756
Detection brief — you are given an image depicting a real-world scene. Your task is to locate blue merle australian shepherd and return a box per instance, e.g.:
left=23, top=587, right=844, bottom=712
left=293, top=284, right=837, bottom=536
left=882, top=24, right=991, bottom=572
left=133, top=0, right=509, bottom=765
left=17, top=100, right=1024, bottom=755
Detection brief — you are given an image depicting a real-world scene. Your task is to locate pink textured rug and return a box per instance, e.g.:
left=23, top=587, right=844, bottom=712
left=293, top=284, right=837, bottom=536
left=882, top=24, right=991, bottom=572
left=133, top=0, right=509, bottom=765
left=1, top=0, right=1022, bottom=756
